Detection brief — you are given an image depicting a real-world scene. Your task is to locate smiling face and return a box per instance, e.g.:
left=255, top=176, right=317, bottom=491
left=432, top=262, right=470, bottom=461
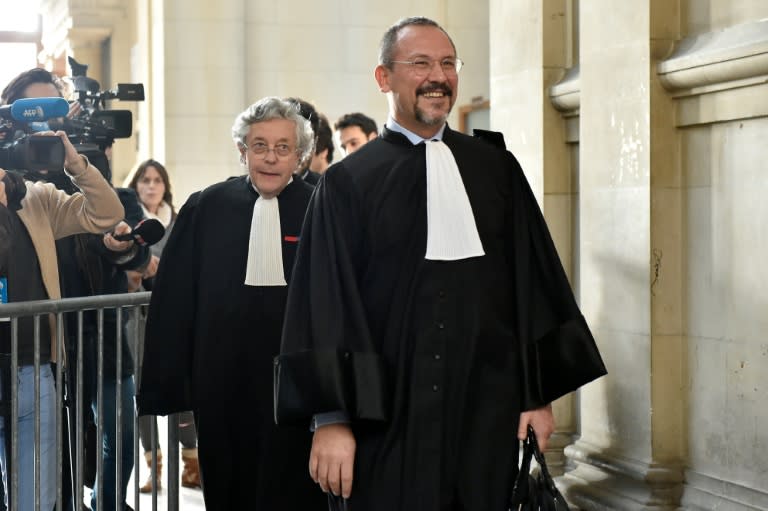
left=239, top=118, right=300, bottom=199
left=136, top=166, right=166, bottom=213
left=375, top=24, right=459, bottom=139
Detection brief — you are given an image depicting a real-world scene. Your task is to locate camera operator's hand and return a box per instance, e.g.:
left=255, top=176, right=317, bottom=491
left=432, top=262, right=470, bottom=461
left=67, top=101, right=82, bottom=119
left=103, top=221, right=134, bottom=252
left=0, top=169, right=7, bottom=208
left=32, top=130, right=88, bottom=175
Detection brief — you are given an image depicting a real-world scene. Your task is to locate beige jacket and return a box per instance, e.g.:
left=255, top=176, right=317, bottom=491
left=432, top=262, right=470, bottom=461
left=14, top=161, right=124, bottom=360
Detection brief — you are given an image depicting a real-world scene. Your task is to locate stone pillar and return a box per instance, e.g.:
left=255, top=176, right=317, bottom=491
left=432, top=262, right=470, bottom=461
left=148, top=0, right=247, bottom=201
left=559, top=1, right=685, bottom=508
left=489, top=0, right=578, bottom=475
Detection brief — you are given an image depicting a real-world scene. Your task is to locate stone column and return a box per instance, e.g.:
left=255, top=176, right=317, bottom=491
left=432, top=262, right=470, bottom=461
left=559, top=1, right=685, bottom=508
left=148, top=0, right=247, bottom=202
left=489, top=0, right=578, bottom=475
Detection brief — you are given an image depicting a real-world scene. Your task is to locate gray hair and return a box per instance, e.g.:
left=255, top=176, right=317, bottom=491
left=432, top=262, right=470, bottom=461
left=378, top=17, right=457, bottom=68
left=231, top=96, right=315, bottom=165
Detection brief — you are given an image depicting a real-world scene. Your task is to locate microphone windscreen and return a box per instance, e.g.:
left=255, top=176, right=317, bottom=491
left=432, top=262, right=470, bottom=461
left=10, top=97, right=70, bottom=122
left=112, top=218, right=165, bottom=246
left=133, top=218, right=166, bottom=246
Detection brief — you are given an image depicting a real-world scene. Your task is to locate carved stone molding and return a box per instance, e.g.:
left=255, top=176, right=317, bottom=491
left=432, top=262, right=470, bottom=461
left=549, top=64, right=580, bottom=114
left=657, top=19, right=768, bottom=94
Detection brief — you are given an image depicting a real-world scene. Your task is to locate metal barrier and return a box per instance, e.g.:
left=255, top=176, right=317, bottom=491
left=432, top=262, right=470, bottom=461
left=0, top=292, right=183, bottom=511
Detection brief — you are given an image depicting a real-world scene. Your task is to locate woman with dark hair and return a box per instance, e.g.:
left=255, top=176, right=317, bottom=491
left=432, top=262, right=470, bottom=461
left=128, top=159, right=202, bottom=492
left=128, top=160, right=175, bottom=256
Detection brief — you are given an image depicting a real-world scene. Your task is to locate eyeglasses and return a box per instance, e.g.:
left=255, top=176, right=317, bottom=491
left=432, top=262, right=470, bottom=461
left=247, top=142, right=296, bottom=159
left=389, top=57, right=464, bottom=76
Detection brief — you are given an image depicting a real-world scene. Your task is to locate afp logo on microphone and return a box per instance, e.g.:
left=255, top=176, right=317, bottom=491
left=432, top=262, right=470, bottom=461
left=20, top=106, right=45, bottom=120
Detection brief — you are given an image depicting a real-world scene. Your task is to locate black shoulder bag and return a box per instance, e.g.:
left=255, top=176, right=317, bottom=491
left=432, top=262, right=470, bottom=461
left=509, top=426, right=571, bottom=511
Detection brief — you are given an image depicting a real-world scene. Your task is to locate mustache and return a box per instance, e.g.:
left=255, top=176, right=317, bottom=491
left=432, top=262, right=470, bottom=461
left=416, top=83, right=453, bottom=96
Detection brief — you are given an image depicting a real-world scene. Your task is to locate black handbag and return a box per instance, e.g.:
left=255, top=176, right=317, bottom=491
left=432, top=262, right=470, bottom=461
left=509, top=426, right=571, bottom=511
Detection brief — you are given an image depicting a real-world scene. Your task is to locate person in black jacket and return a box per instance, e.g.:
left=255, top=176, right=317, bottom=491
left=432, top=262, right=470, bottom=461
left=274, top=17, right=607, bottom=511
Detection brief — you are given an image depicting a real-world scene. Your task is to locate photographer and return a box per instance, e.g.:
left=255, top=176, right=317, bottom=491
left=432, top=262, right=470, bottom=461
left=0, top=127, right=124, bottom=511
left=2, top=68, right=146, bottom=511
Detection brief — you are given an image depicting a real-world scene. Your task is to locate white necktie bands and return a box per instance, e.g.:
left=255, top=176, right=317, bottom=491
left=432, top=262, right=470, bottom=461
left=244, top=196, right=287, bottom=286
left=424, top=139, right=485, bottom=261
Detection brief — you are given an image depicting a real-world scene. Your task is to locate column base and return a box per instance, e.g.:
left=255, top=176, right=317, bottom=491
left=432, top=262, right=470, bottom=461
left=557, top=440, right=683, bottom=510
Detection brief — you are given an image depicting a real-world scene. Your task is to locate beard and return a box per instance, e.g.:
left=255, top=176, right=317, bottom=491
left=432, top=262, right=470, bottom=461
left=415, top=105, right=450, bottom=126
left=414, top=82, right=453, bottom=126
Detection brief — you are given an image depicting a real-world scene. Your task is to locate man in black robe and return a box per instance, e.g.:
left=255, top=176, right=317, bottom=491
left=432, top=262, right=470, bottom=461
left=136, top=97, right=326, bottom=510
left=274, top=17, right=607, bottom=511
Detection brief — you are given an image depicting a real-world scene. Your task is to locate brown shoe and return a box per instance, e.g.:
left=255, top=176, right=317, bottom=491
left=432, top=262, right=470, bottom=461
left=140, top=450, right=163, bottom=494
left=181, top=448, right=202, bottom=489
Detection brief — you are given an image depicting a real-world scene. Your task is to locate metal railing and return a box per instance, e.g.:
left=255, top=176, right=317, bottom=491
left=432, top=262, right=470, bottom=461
left=0, top=292, right=183, bottom=511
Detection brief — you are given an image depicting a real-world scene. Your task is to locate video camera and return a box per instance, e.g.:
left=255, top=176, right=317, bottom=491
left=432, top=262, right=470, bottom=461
left=0, top=97, right=68, bottom=172
left=54, top=56, right=145, bottom=151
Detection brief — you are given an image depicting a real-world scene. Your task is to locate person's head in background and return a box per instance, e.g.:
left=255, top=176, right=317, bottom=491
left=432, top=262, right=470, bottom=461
left=1, top=67, right=113, bottom=184
left=310, top=114, right=334, bottom=174
left=233, top=97, right=314, bottom=199
left=334, top=112, right=378, bottom=156
left=129, top=159, right=176, bottom=218
left=0, top=68, right=65, bottom=147
left=1, top=67, right=65, bottom=106
left=285, top=97, right=319, bottom=165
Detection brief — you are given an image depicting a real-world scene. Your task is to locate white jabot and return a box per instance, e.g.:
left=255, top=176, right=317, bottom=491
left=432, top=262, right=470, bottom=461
left=424, top=139, right=485, bottom=260
left=244, top=196, right=286, bottom=286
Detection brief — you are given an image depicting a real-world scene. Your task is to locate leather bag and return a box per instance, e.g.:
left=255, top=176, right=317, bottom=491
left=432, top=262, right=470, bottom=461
left=509, top=426, right=571, bottom=511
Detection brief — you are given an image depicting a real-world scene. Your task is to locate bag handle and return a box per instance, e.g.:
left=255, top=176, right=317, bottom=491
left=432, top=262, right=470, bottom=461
left=525, top=425, right=558, bottom=494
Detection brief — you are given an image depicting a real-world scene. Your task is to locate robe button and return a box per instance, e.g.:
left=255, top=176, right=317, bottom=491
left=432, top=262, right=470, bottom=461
left=432, top=384, right=440, bottom=392
left=437, top=322, right=445, bottom=330
left=439, top=290, right=446, bottom=298
left=434, top=354, right=441, bottom=361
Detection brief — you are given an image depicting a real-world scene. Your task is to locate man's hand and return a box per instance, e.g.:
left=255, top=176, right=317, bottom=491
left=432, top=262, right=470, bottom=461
left=0, top=169, right=7, bottom=207
left=103, top=221, right=134, bottom=252
left=310, top=423, right=356, bottom=499
left=518, top=403, right=555, bottom=451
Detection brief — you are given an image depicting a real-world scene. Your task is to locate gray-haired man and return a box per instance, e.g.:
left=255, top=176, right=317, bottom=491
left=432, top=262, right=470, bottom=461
left=137, top=97, right=326, bottom=510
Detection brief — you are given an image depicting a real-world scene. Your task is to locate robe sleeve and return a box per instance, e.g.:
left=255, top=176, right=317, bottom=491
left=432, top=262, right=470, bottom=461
left=274, top=167, right=389, bottom=426
left=505, top=152, right=607, bottom=410
left=136, top=192, right=201, bottom=416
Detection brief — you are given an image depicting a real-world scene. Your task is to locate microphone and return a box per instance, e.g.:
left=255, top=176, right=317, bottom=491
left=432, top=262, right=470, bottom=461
left=0, top=97, right=70, bottom=122
left=112, top=218, right=165, bottom=246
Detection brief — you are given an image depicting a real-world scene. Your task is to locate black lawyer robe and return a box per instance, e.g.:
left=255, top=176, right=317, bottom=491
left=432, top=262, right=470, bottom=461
left=275, top=127, right=607, bottom=511
left=136, top=176, right=326, bottom=511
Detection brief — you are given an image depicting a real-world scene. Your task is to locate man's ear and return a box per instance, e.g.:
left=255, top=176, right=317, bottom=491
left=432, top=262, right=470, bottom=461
left=237, top=143, right=246, bottom=163
left=374, top=65, right=391, bottom=93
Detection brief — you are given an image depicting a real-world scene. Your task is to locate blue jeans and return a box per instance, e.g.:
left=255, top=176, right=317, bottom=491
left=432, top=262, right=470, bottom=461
left=0, top=364, right=57, bottom=510
left=90, top=375, right=135, bottom=511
